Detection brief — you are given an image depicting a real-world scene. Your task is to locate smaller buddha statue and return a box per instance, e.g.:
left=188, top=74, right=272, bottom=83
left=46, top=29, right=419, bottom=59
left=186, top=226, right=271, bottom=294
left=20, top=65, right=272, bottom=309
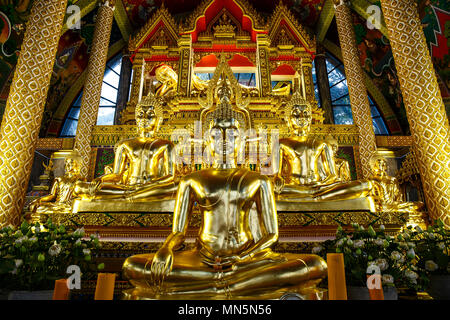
left=73, top=94, right=177, bottom=201
left=329, top=138, right=351, bottom=182
left=369, top=155, right=423, bottom=213
left=29, top=152, right=83, bottom=214
left=273, top=90, right=373, bottom=201
left=155, top=64, right=178, bottom=97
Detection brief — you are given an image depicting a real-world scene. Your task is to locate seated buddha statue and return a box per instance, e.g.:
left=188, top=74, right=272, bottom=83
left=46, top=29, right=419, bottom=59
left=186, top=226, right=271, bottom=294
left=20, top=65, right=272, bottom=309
left=369, top=155, right=423, bottom=213
left=273, top=91, right=373, bottom=201
left=122, top=81, right=327, bottom=300
left=328, top=137, right=351, bottom=182
left=73, top=94, right=177, bottom=201
left=29, top=152, right=83, bottom=214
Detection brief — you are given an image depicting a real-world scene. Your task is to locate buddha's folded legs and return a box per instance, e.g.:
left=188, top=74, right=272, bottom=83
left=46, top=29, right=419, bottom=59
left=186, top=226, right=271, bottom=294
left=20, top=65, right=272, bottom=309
left=313, top=180, right=373, bottom=200
left=122, top=250, right=327, bottom=297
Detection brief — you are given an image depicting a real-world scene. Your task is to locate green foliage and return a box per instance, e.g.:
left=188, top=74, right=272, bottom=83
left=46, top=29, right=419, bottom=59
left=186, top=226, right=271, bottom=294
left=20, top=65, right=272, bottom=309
left=407, top=220, right=449, bottom=290
left=312, top=220, right=449, bottom=292
left=312, top=223, right=422, bottom=290
left=0, top=219, right=102, bottom=291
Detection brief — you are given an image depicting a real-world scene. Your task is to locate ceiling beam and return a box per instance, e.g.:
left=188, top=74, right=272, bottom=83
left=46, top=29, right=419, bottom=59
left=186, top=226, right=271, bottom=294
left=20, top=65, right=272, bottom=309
left=61, top=0, right=97, bottom=35
left=315, top=0, right=335, bottom=43
left=351, top=0, right=388, bottom=37
left=114, top=0, right=133, bottom=42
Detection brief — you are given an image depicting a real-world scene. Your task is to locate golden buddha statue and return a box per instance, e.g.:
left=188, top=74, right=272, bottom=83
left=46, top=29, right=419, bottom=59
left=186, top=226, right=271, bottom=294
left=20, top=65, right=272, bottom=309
left=369, top=155, right=423, bottom=213
left=273, top=91, right=373, bottom=201
left=73, top=94, right=177, bottom=201
left=29, top=152, right=83, bottom=215
left=329, top=138, right=351, bottom=182
left=122, top=81, right=327, bottom=300
left=155, top=64, right=178, bottom=97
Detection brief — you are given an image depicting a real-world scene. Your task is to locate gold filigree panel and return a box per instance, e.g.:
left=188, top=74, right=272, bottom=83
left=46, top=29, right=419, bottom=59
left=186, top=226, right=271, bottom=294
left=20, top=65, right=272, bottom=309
left=334, top=2, right=377, bottom=179
left=74, top=4, right=115, bottom=179
left=0, top=0, right=68, bottom=227
left=380, top=0, right=450, bottom=227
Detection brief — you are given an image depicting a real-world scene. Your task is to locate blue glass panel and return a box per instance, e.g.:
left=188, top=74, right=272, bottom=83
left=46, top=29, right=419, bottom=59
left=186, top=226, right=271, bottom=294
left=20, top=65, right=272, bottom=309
left=61, top=119, right=78, bottom=136
left=100, top=84, right=118, bottom=103
left=235, top=73, right=256, bottom=87
left=333, top=106, right=354, bottom=125
left=314, top=88, right=320, bottom=107
left=333, top=94, right=350, bottom=105
left=328, top=68, right=345, bottom=85
left=68, top=107, right=80, bottom=119
left=370, top=105, right=380, bottom=117
left=103, top=68, right=120, bottom=88
left=72, top=93, right=82, bottom=106
left=312, top=61, right=317, bottom=84
left=97, top=107, right=115, bottom=125
left=195, top=73, right=211, bottom=81
left=330, top=79, right=349, bottom=101
left=99, top=97, right=116, bottom=107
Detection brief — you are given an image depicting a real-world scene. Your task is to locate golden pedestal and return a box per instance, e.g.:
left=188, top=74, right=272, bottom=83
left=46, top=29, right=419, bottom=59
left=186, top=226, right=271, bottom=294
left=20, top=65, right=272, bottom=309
left=122, top=282, right=326, bottom=300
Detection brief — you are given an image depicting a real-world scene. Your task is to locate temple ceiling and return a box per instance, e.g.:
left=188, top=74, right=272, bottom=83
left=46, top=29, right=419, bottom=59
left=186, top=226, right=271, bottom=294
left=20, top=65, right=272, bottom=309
left=0, top=0, right=448, bottom=137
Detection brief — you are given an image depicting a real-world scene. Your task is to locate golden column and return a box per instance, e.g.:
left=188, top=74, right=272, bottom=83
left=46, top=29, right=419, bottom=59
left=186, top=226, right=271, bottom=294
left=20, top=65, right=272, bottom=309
left=380, top=0, right=450, bottom=227
left=333, top=0, right=377, bottom=178
left=0, top=0, right=68, bottom=227
left=74, top=0, right=115, bottom=178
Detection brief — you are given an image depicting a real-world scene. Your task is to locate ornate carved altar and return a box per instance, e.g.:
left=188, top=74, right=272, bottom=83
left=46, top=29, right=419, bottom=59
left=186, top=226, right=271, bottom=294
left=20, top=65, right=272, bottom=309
left=33, top=0, right=422, bottom=243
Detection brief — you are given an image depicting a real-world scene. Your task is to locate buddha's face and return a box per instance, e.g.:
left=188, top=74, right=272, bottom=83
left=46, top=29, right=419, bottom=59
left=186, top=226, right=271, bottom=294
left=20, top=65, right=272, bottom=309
left=217, top=81, right=232, bottom=102
left=65, top=158, right=80, bottom=175
left=209, top=118, right=240, bottom=166
left=136, top=106, right=158, bottom=134
left=289, top=104, right=312, bottom=136
left=373, top=158, right=388, bottom=176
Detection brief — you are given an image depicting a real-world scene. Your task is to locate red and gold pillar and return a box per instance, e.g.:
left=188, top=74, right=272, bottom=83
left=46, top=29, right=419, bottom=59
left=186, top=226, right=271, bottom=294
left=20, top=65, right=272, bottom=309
left=380, top=0, right=450, bottom=227
left=333, top=0, right=377, bottom=179
left=0, top=0, right=68, bottom=227
left=74, top=0, right=115, bottom=178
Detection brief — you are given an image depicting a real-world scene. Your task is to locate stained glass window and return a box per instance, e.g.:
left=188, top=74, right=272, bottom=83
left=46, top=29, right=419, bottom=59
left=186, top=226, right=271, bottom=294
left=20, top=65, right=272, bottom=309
left=312, top=54, right=390, bottom=135
left=60, top=54, right=122, bottom=137
left=195, top=73, right=256, bottom=87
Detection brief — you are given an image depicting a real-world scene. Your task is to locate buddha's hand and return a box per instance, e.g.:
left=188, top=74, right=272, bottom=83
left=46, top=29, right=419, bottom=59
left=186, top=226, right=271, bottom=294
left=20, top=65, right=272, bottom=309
left=273, top=175, right=285, bottom=194
left=151, top=246, right=173, bottom=287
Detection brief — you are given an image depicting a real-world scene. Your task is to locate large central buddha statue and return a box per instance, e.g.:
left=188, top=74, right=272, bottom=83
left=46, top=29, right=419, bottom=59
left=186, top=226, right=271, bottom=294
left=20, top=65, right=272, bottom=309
left=73, top=94, right=177, bottom=201
left=273, top=91, right=373, bottom=201
left=122, top=80, right=327, bottom=300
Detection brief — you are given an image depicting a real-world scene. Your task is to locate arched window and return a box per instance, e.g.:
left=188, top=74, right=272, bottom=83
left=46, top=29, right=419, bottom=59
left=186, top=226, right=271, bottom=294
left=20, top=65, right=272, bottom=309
left=60, top=54, right=122, bottom=137
left=312, top=53, right=390, bottom=135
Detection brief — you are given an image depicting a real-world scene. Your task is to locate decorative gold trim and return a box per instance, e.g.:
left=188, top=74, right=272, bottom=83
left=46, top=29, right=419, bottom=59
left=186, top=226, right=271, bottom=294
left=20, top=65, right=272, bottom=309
left=316, top=0, right=335, bottom=43
left=129, top=3, right=179, bottom=52
left=268, top=1, right=316, bottom=53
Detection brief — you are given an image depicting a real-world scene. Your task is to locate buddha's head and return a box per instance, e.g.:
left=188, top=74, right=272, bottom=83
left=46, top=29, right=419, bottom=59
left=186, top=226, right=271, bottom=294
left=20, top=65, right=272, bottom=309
left=289, top=103, right=312, bottom=137
left=64, top=152, right=82, bottom=177
left=370, top=155, right=388, bottom=177
left=217, top=79, right=232, bottom=103
left=155, top=64, right=178, bottom=84
left=208, top=117, right=241, bottom=169
left=135, top=96, right=163, bottom=137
